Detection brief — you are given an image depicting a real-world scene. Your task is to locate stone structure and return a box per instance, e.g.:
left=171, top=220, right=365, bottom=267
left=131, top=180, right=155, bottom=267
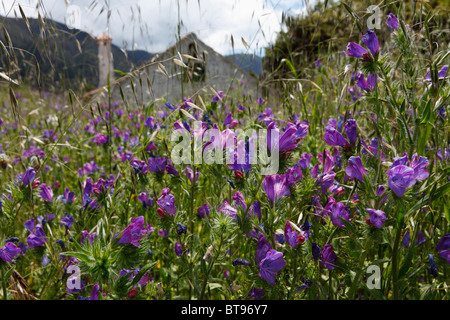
left=96, top=33, right=115, bottom=88
left=113, top=33, right=261, bottom=106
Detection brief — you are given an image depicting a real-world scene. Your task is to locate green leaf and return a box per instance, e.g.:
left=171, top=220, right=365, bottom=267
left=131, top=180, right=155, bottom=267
left=131, top=262, right=157, bottom=286
left=63, top=251, right=95, bottom=263
left=207, top=283, right=223, bottom=291
left=366, top=288, right=386, bottom=300
left=4, top=265, right=15, bottom=281
left=398, top=244, right=415, bottom=279
left=419, top=99, right=432, bottom=124
left=280, top=58, right=298, bottom=78
left=429, top=182, right=450, bottom=203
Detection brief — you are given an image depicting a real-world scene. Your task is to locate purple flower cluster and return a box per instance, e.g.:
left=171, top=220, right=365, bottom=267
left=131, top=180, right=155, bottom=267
left=388, top=153, right=429, bottom=197
left=255, top=234, right=286, bottom=286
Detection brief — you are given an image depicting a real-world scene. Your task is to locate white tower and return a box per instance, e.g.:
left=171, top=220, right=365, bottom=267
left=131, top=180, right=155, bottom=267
left=96, top=33, right=114, bottom=88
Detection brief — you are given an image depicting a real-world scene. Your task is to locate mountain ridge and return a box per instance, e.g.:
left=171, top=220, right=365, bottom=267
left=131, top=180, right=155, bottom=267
left=0, top=15, right=155, bottom=91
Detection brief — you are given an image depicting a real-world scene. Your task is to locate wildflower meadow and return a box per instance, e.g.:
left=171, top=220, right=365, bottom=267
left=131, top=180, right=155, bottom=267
left=0, top=0, right=449, bottom=304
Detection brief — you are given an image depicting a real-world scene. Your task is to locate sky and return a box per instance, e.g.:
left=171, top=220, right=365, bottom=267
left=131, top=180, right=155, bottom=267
left=0, top=0, right=315, bottom=56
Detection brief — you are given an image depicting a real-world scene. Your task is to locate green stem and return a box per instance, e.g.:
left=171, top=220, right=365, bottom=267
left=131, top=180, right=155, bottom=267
left=329, top=269, right=333, bottom=300
left=391, top=225, right=402, bottom=300
left=379, top=63, right=414, bottom=147
left=199, top=233, right=223, bottom=300
left=190, top=166, right=196, bottom=233
left=1, top=267, right=8, bottom=300
left=348, top=239, right=367, bottom=299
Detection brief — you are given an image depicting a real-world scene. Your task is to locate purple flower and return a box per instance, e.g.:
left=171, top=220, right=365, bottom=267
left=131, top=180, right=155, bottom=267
left=403, top=229, right=427, bottom=248
left=436, top=234, right=450, bottom=252
left=176, top=223, right=187, bottom=235
left=138, top=192, right=154, bottom=209
left=409, top=154, right=429, bottom=182
left=275, top=233, right=285, bottom=244
left=298, top=152, right=313, bottom=170
left=165, top=102, right=176, bottom=110
left=21, top=167, right=36, bottom=186
left=285, top=164, right=303, bottom=187
left=144, top=116, right=155, bottom=129
left=258, top=249, right=286, bottom=286
left=356, top=72, right=371, bottom=91
left=185, top=166, right=199, bottom=183
left=356, top=72, right=378, bottom=92
left=294, top=120, right=309, bottom=139
left=392, top=152, right=409, bottom=167
left=165, top=163, right=179, bottom=177
left=346, top=29, right=379, bottom=59
left=425, top=65, right=448, bottom=82
left=284, top=221, right=302, bottom=248
left=24, top=217, right=36, bottom=233
left=175, top=242, right=183, bottom=257
left=157, top=188, right=176, bottom=217
left=324, top=126, right=347, bottom=146
left=316, top=171, right=336, bottom=192
left=267, top=122, right=299, bottom=152
left=362, top=29, right=379, bottom=54
left=319, top=244, right=337, bottom=270
left=60, top=215, right=74, bottom=230
left=348, top=86, right=362, bottom=101
left=63, top=187, right=75, bottom=204
left=318, top=149, right=334, bottom=173
left=300, top=214, right=312, bottom=240
left=258, top=107, right=272, bottom=124
left=328, top=201, right=350, bottom=228
left=232, top=258, right=251, bottom=266
left=344, top=119, right=357, bottom=145
left=148, top=157, right=167, bottom=173
left=315, top=58, right=321, bottom=67
left=388, top=165, right=416, bottom=197
left=116, top=216, right=147, bottom=247
left=211, top=90, right=224, bottom=103
left=255, top=234, right=272, bottom=265
left=232, top=191, right=247, bottom=211
left=263, top=174, right=291, bottom=204
left=297, top=279, right=312, bottom=291
left=312, top=242, right=321, bottom=262
left=42, top=255, right=50, bottom=267
left=376, top=185, right=386, bottom=197
left=223, top=112, right=233, bottom=126
left=366, top=209, right=386, bottom=228
left=436, top=234, right=450, bottom=263
left=248, top=201, right=261, bottom=221
left=0, top=242, right=22, bottom=262
left=250, top=288, right=265, bottom=300
left=428, top=254, right=438, bottom=277
left=439, top=250, right=450, bottom=264
left=27, top=224, right=47, bottom=248
left=183, top=98, right=194, bottom=109
left=367, top=73, right=379, bottom=89
left=311, top=163, right=319, bottom=178
left=81, top=230, right=97, bottom=245
left=345, top=156, right=367, bottom=182
left=438, top=65, right=449, bottom=79
left=345, top=42, right=368, bottom=58
left=386, top=13, right=399, bottom=30
left=90, top=283, right=100, bottom=300
left=218, top=200, right=237, bottom=221
left=94, top=133, right=108, bottom=145
left=198, top=204, right=210, bottom=219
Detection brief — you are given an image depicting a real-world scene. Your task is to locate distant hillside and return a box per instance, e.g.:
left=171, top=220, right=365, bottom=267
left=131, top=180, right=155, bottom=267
left=125, top=50, right=155, bottom=68
left=0, top=16, right=154, bottom=92
left=225, top=54, right=262, bottom=76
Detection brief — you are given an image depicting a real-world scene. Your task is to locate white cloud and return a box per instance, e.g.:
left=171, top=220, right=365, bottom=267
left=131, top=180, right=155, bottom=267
left=1, top=0, right=313, bottom=56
